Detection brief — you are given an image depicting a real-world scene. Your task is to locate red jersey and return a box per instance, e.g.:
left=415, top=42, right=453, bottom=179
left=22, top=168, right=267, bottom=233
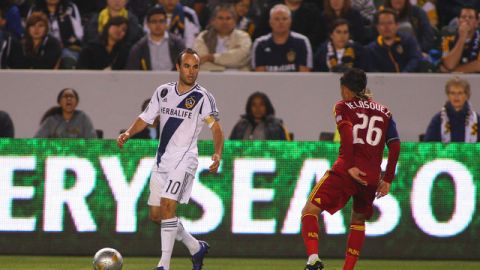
left=332, top=97, right=399, bottom=185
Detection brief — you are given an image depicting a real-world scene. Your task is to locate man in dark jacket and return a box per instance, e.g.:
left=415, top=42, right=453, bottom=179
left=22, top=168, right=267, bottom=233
left=425, top=77, right=480, bottom=142
left=366, top=8, right=422, bottom=73
left=126, top=6, right=185, bottom=71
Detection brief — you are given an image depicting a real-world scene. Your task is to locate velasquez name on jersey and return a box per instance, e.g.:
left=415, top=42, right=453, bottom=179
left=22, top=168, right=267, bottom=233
left=345, top=100, right=391, bottom=117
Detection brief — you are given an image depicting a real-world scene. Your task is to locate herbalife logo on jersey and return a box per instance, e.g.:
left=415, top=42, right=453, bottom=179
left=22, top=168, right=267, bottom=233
left=161, top=107, right=193, bottom=119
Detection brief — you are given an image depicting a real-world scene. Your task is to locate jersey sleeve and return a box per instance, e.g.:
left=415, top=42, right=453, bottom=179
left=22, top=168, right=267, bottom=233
left=200, top=92, right=220, bottom=128
left=334, top=102, right=352, bottom=127
left=386, top=116, right=400, bottom=144
left=139, top=89, right=161, bottom=125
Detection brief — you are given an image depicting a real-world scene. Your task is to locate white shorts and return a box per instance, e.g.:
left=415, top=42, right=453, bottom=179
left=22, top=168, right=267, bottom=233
left=147, top=169, right=195, bottom=206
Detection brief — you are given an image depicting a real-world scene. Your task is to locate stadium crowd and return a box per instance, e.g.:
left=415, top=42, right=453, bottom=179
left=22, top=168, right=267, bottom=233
left=0, top=0, right=479, bottom=72
left=1, top=0, right=479, bottom=142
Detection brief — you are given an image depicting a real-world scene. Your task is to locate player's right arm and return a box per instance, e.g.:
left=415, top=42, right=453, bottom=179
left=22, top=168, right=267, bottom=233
left=117, top=88, right=161, bottom=148
left=117, top=117, right=149, bottom=148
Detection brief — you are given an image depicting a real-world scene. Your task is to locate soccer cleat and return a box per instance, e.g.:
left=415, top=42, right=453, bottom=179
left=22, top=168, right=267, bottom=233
left=304, top=258, right=324, bottom=270
left=153, top=267, right=165, bottom=270
left=191, top=240, right=210, bottom=270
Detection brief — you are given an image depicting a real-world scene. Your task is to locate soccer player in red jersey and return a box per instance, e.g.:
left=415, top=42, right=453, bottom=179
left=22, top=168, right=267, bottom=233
left=301, top=68, right=401, bottom=270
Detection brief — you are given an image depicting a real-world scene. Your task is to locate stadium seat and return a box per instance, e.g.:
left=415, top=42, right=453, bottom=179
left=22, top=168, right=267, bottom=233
left=96, top=129, right=104, bottom=139
left=319, top=132, right=334, bottom=141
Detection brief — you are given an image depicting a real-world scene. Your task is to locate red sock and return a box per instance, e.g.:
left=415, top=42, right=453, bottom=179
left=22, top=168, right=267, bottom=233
left=301, top=214, right=319, bottom=256
left=343, top=224, right=366, bottom=270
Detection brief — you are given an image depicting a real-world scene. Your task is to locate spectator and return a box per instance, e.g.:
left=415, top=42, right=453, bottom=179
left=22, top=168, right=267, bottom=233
left=153, top=0, right=201, bottom=48
left=126, top=7, right=185, bottom=70
left=254, top=0, right=323, bottom=48
left=352, top=0, right=376, bottom=24
left=77, top=16, right=130, bottom=70
left=22, top=12, right=62, bottom=69
left=130, top=98, right=160, bottom=139
left=321, top=0, right=368, bottom=44
left=424, top=76, right=479, bottom=142
left=194, top=4, right=251, bottom=71
left=437, top=0, right=480, bottom=28
left=28, top=0, right=84, bottom=68
left=365, top=8, right=422, bottom=72
left=35, top=88, right=97, bottom=138
left=314, top=18, right=365, bottom=72
left=440, top=6, right=480, bottom=73
left=84, top=0, right=143, bottom=44
left=0, top=0, right=23, bottom=39
left=411, top=0, right=439, bottom=28
left=382, top=0, right=435, bottom=53
left=252, top=4, right=312, bottom=72
left=0, top=8, right=24, bottom=69
left=0, top=111, right=14, bottom=138
left=230, top=91, right=290, bottom=140
left=235, top=0, right=256, bottom=37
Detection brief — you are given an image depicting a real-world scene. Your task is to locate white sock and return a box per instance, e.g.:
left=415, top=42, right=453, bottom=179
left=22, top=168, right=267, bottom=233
left=176, top=219, right=200, bottom=255
left=158, top=217, right=179, bottom=269
left=307, top=254, right=320, bottom=264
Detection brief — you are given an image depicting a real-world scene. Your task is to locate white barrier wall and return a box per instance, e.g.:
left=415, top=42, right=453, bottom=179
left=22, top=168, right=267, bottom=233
left=1, top=70, right=480, bottom=141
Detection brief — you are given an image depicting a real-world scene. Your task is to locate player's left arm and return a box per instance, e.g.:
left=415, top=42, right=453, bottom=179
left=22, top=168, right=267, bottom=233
left=201, top=94, right=224, bottom=173
left=209, top=120, right=224, bottom=173
left=376, top=117, right=401, bottom=198
left=335, top=103, right=367, bottom=185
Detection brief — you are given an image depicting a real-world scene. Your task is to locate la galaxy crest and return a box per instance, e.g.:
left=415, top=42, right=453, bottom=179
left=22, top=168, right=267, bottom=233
left=160, top=88, right=168, bottom=98
left=185, top=96, right=196, bottom=109
left=287, top=50, right=296, bottom=63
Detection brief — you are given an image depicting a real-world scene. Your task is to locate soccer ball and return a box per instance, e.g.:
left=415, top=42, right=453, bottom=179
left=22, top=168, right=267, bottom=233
left=93, top=247, right=123, bottom=270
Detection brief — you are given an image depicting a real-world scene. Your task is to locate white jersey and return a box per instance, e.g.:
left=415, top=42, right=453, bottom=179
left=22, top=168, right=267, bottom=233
left=139, top=82, right=219, bottom=174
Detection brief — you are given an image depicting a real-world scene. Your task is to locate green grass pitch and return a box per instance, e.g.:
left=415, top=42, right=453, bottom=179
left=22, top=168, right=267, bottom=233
left=1, top=256, right=480, bottom=270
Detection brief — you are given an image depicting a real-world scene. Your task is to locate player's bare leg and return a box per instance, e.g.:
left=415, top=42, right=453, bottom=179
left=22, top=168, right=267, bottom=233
left=301, top=202, right=324, bottom=270
left=343, top=211, right=367, bottom=270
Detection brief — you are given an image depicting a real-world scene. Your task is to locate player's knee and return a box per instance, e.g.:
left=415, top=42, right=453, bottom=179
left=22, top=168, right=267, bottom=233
left=159, top=204, right=176, bottom=219
left=351, top=212, right=367, bottom=225
left=149, top=211, right=162, bottom=224
left=302, top=202, right=321, bottom=217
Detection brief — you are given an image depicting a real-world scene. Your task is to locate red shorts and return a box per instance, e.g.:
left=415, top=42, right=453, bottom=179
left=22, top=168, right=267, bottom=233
left=308, top=170, right=377, bottom=219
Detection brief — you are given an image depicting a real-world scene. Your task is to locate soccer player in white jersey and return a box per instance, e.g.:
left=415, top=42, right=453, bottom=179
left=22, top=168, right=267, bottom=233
left=117, top=48, right=224, bottom=270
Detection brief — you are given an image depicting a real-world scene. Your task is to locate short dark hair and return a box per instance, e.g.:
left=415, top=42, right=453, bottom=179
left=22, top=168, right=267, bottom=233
left=340, top=68, right=367, bottom=94
left=460, top=5, right=479, bottom=20
left=374, top=8, right=398, bottom=25
left=146, top=6, right=166, bottom=22
left=176, top=48, right=200, bottom=65
left=329, top=18, right=350, bottom=34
